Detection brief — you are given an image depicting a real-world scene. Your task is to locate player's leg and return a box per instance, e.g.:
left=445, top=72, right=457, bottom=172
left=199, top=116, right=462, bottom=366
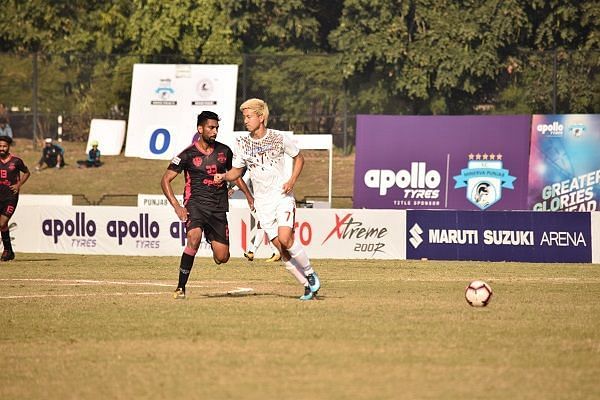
left=265, top=220, right=281, bottom=262
left=276, top=198, right=320, bottom=295
left=174, top=226, right=203, bottom=299
left=260, top=213, right=312, bottom=300
left=265, top=240, right=281, bottom=262
left=205, top=211, right=230, bottom=265
left=1, top=204, right=16, bottom=261
left=210, top=240, right=230, bottom=264
left=245, top=227, right=263, bottom=261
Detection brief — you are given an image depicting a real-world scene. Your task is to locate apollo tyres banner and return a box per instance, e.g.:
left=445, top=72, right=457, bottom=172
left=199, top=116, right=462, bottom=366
left=527, top=114, right=600, bottom=211
left=354, top=115, right=531, bottom=210
left=10, top=206, right=405, bottom=260
left=125, top=64, right=238, bottom=159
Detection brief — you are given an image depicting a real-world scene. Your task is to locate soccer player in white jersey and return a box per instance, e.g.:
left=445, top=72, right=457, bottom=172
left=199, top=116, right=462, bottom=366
left=214, top=98, right=321, bottom=300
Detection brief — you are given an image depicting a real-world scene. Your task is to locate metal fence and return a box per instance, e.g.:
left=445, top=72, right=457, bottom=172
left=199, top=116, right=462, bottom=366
left=0, top=50, right=598, bottom=152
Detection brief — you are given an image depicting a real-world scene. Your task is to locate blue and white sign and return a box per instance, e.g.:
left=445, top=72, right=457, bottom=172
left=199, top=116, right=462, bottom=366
left=407, top=210, right=592, bottom=263
left=125, top=64, right=238, bottom=159
left=453, top=155, right=516, bottom=210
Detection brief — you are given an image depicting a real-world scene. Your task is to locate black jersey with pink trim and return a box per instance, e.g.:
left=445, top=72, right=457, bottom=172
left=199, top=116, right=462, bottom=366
left=167, top=141, right=233, bottom=211
left=0, top=154, right=29, bottom=198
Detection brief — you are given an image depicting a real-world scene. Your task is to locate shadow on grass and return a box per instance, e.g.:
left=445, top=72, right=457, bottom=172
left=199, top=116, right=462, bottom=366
left=196, top=292, right=329, bottom=300
left=4, top=258, right=62, bottom=263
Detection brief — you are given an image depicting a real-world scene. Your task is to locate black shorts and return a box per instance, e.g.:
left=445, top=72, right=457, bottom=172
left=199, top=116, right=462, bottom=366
left=185, top=202, right=229, bottom=245
left=0, top=196, right=18, bottom=218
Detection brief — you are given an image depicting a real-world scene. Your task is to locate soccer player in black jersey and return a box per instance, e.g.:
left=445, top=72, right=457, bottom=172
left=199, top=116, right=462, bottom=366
left=161, top=111, right=253, bottom=299
left=0, top=136, right=30, bottom=261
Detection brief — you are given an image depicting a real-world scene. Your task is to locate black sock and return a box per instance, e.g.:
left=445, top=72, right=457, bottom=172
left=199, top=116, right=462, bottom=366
left=177, top=253, right=196, bottom=290
left=1, top=230, right=11, bottom=252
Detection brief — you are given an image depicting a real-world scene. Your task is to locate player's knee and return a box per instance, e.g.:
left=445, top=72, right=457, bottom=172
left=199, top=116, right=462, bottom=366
left=213, top=253, right=230, bottom=264
left=186, top=234, right=202, bottom=249
left=278, top=237, right=294, bottom=251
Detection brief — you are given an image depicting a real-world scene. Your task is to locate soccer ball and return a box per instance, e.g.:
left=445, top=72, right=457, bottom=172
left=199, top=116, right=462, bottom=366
left=465, top=280, right=493, bottom=307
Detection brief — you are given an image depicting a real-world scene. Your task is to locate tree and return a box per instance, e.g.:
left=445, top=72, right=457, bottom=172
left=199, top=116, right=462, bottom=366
left=496, top=0, right=600, bottom=113
left=329, top=0, right=599, bottom=114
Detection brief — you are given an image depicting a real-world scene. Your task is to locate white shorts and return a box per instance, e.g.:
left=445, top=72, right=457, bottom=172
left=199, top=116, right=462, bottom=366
left=255, top=195, right=296, bottom=240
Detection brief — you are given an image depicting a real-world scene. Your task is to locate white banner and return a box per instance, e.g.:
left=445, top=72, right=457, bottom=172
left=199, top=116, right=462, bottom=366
left=125, top=64, right=238, bottom=160
left=292, top=134, right=332, bottom=150
left=10, top=206, right=405, bottom=260
left=18, top=194, right=73, bottom=206
left=137, top=194, right=184, bottom=208
left=87, top=119, right=126, bottom=155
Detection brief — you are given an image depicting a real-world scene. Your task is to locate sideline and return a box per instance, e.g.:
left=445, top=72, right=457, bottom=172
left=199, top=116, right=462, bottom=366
left=0, top=278, right=256, bottom=299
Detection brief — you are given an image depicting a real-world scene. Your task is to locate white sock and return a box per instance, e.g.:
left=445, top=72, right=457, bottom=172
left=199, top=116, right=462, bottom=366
left=287, top=240, right=314, bottom=276
left=248, top=229, right=263, bottom=253
left=284, top=260, right=308, bottom=285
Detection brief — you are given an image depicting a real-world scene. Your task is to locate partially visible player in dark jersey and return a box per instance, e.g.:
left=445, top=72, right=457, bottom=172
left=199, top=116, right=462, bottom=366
left=161, top=111, right=253, bottom=299
left=0, top=136, right=30, bottom=261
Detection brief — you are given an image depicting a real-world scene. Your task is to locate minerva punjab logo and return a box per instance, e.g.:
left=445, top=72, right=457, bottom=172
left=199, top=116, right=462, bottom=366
left=453, top=153, right=516, bottom=210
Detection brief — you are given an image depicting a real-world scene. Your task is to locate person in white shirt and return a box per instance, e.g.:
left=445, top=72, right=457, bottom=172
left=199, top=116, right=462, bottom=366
left=214, top=98, right=321, bottom=300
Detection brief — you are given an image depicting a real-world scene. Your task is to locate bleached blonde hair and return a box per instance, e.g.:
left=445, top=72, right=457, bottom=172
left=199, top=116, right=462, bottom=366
left=240, top=98, right=269, bottom=127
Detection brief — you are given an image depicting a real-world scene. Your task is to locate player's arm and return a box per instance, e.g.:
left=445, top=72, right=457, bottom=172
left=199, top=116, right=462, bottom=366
left=214, top=166, right=245, bottom=184
left=12, top=168, right=31, bottom=194
left=161, top=169, right=188, bottom=222
left=283, top=151, right=304, bottom=194
left=233, top=175, right=255, bottom=210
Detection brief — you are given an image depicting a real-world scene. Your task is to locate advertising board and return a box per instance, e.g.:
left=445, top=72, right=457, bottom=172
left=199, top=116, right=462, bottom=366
left=406, top=210, right=591, bottom=263
left=10, top=206, right=405, bottom=260
left=354, top=115, right=531, bottom=210
left=527, top=114, right=600, bottom=212
left=125, top=64, right=238, bottom=159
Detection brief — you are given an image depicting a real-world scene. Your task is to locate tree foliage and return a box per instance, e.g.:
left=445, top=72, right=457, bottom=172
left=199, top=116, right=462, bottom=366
left=329, top=0, right=598, bottom=114
left=0, top=0, right=597, bottom=126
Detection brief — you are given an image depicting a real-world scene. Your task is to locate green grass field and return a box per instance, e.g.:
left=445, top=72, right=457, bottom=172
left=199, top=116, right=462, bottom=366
left=1, top=255, right=599, bottom=399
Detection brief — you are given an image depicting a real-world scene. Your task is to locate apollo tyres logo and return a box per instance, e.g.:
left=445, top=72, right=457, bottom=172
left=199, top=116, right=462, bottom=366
left=364, top=162, right=442, bottom=207
left=537, top=120, right=586, bottom=138
left=322, top=213, right=389, bottom=256
left=453, top=153, right=516, bottom=210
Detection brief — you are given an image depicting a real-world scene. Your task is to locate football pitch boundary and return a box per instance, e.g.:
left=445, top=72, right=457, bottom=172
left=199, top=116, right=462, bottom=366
left=1, top=274, right=597, bottom=300
left=0, top=278, right=257, bottom=299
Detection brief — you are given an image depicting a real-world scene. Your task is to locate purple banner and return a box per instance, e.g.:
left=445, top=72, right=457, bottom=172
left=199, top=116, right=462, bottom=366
left=527, top=114, right=600, bottom=211
left=353, top=115, right=531, bottom=210
left=406, top=210, right=591, bottom=263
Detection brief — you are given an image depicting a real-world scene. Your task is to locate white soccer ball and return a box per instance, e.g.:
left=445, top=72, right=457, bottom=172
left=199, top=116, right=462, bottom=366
left=465, top=280, right=493, bottom=307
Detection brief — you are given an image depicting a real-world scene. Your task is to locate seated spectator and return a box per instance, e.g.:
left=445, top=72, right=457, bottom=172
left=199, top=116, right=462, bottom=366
left=35, top=138, right=65, bottom=170
left=77, top=140, right=102, bottom=168
left=0, top=117, right=12, bottom=138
